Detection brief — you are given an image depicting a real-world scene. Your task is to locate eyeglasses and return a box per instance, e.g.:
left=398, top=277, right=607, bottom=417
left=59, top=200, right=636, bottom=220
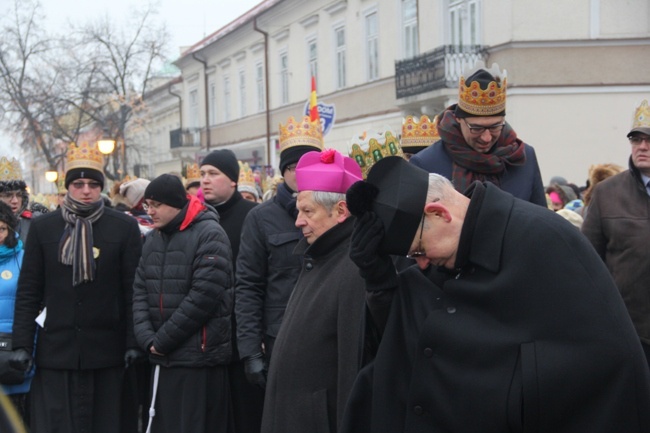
left=0, top=191, right=21, bottom=200
left=285, top=163, right=298, bottom=172
left=629, top=136, right=650, bottom=146
left=70, top=181, right=102, bottom=190
left=406, top=215, right=427, bottom=259
left=463, top=119, right=506, bottom=135
left=142, top=201, right=162, bottom=212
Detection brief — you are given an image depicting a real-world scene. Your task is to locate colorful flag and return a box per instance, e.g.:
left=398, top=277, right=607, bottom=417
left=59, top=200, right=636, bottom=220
left=309, top=76, right=320, bottom=123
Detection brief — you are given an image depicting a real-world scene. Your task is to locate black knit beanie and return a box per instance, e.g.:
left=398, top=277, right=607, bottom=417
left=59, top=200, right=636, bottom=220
left=144, top=174, right=188, bottom=209
left=280, top=145, right=321, bottom=175
left=65, top=167, right=105, bottom=190
left=200, top=149, right=239, bottom=183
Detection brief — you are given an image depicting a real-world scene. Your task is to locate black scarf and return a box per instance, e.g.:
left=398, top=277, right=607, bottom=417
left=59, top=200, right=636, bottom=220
left=276, top=182, right=298, bottom=219
left=59, top=195, right=104, bottom=286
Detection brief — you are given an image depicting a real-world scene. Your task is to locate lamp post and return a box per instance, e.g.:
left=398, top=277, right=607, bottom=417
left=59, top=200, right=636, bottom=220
left=44, top=170, right=58, bottom=183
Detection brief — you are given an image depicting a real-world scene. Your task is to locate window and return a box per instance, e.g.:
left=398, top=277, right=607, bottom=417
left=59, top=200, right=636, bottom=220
left=449, top=0, right=481, bottom=46
left=365, top=11, right=379, bottom=80
left=334, top=26, right=346, bottom=89
left=239, top=69, right=246, bottom=118
left=189, top=89, right=199, bottom=127
left=280, top=51, right=289, bottom=105
left=256, top=62, right=265, bottom=112
left=223, top=76, right=231, bottom=122
left=307, top=38, right=318, bottom=83
left=209, top=82, right=217, bottom=125
left=402, top=0, right=418, bottom=58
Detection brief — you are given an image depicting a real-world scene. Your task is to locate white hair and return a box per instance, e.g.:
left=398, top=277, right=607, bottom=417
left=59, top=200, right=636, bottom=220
left=426, top=173, right=456, bottom=204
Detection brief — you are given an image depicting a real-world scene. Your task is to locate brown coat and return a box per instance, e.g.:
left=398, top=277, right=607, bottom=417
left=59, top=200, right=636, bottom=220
left=582, top=160, right=650, bottom=344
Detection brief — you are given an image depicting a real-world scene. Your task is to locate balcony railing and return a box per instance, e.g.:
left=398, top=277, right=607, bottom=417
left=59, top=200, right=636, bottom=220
left=395, top=45, right=487, bottom=99
left=170, top=128, right=202, bottom=149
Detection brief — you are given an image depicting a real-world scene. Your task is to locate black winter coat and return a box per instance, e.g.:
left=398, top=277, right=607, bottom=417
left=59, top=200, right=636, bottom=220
left=261, top=218, right=366, bottom=433
left=235, top=187, right=303, bottom=360
left=13, top=208, right=142, bottom=369
left=342, top=183, right=650, bottom=433
left=132, top=206, right=233, bottom=367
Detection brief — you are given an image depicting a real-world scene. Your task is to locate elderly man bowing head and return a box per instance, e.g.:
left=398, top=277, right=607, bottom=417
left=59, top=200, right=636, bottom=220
left=260, top=149, right=367, bottom=433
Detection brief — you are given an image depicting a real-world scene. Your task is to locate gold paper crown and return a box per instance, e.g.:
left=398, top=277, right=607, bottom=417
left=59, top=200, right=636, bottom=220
left=632, top=100, right=650, bottom=129
left=278, top=116, right=323, bottom=153
left=0, top=157, right=23, bottom=182
left=458, top=62, right=507, bottom=116
left=185, top=163, right=201, bottom=187
left=401, top=115, right=440, bottom=150
left=66, top=142, right=104, bottom=173
left=238, top=161, right=256, bottom=189
left=57, top=174, right=66, bottom=193
left=348, top=128, right=404, bottom=179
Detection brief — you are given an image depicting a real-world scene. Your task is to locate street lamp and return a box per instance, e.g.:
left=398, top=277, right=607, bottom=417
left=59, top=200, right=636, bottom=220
left=45, top=170, right=58, bottom=183
left=97, top=129, right=116, bottom=155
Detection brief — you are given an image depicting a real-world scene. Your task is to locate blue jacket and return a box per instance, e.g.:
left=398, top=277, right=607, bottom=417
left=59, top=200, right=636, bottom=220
left=410, top=140, right=547, bottom=206
left=0, top=248, right=33, bottom=395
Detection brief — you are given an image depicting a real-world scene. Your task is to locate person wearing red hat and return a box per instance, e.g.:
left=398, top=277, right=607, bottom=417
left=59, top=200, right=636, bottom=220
left=260, top=149, right=365, bottom=433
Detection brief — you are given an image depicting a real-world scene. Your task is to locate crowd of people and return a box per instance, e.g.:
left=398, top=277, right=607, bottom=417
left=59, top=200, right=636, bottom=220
left=0, top=62, right=649, bottom=433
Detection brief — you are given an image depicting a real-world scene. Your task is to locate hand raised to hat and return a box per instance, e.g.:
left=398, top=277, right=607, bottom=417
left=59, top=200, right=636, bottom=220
left=349, top=212, right=397, bottom=291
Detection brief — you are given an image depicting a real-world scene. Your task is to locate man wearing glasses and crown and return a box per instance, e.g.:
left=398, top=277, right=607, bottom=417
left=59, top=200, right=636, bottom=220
left=410, top=62, right=546, bottom=207
left=9, top=142, right=143, bottom=432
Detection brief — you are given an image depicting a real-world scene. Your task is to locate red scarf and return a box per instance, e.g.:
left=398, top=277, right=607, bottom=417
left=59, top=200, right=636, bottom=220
left=438, top=108, right=526, bottom=193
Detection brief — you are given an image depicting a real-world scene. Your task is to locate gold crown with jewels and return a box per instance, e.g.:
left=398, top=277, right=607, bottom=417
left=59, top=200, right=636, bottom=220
left=278, top=116, right=323, bottom=153
left=458, top=62, right=507, bottom=116
left=401, top=115, right=440, bottom=150
left=65, top=142, right=105, bottom=173
left=0, top=157, right=23, bottom=182
left=238, top=161, right=256, bottom=187
left=185, top=163, right=201, bottom=187
left=348, top=128, right=404, bottom=179
left=632, top=100, right=650, bottom=129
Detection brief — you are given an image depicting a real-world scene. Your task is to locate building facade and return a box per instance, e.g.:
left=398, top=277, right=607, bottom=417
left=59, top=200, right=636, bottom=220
left=132, top=0, right=650, bottom=184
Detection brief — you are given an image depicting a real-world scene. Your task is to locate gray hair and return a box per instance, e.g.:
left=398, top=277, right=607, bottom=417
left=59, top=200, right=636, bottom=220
left=312, top=191, right=346, bottom=215
left=426, top=174, right=456, bottom=204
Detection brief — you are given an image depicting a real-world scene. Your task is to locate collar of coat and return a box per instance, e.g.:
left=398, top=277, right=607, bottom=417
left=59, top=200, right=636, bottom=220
left=454, top=182, right=513, bottom=274
left=294, top=216, right=354, bottom=259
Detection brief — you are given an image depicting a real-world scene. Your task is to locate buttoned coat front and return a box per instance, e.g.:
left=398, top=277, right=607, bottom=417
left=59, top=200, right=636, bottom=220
left=261, top=218, right=366, bottom=433
left=342, top=183, right=650, bottom=433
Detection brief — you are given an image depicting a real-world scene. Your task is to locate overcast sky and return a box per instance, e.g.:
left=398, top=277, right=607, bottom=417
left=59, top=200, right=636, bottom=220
left=40, top=0, right=263, bottom=57
left=0, top=0, right=262, bottom=156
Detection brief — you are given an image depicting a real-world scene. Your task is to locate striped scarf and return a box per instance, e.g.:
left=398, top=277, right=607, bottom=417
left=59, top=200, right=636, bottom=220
left=59, top=195, right=104, bottom=286
left=438, top=108, right=526, bottom=193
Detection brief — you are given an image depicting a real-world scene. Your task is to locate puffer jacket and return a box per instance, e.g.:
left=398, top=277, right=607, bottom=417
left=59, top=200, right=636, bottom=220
left=132, top=201, right=233, bottom=367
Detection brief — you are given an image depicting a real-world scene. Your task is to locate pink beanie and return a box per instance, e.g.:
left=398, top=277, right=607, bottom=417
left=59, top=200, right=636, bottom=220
left=295, top=149, right=362, bottom=194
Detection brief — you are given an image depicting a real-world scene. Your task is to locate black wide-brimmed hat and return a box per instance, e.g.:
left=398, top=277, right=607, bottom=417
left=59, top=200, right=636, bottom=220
left=346, top=157, right=429, bottom=256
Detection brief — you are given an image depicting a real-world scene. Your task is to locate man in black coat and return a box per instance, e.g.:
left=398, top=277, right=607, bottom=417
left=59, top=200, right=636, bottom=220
left=343, top=157, right=650, bottom=433
left=200, top=149, right=259, bottom=433
left=133, top=174, right=233, bottom=433
left=235, top=115, right=323, bottom=392
left=261, top=149, right=365, bottom=433
left=10, top=143, right=143, bottom=433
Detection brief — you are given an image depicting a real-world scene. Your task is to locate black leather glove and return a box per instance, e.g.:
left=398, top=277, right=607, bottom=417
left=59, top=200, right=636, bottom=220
left=124, top=348, right=146, bottom=369
left=244, top=353, right=267, bottom=389
left=349, top=212, right=397, bottom=290
left=8, top=348, right=32, bottom=372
